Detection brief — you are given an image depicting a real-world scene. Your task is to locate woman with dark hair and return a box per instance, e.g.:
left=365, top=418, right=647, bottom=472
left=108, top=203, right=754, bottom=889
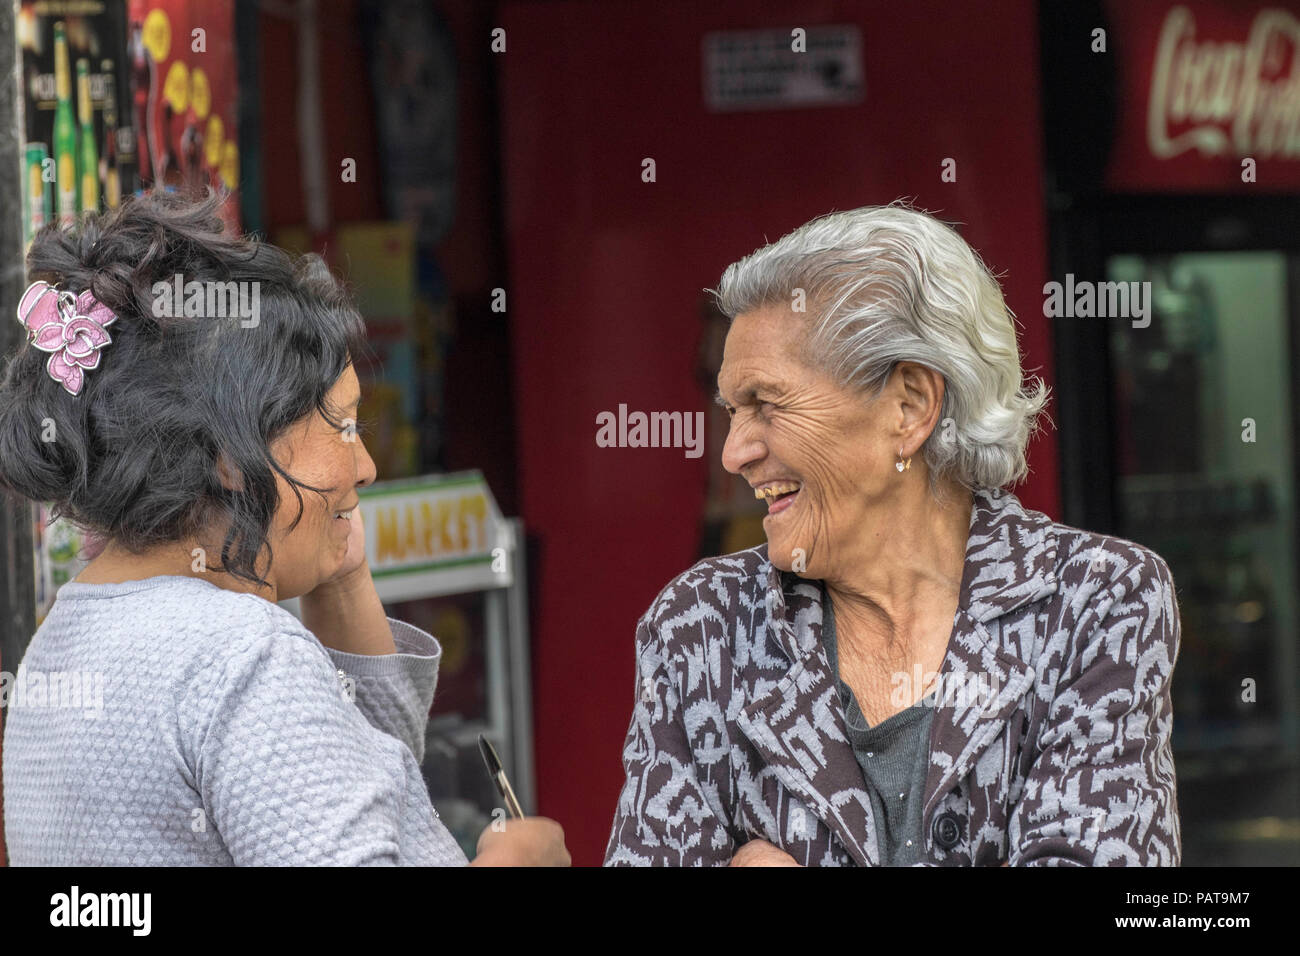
left=0, top=192, right=568, bottom=866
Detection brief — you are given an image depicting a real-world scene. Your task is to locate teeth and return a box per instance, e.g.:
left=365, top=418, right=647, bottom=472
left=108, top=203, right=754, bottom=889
left=754, top=482, right=801, bottom=501
left=334, top=511, right=352, bottom=519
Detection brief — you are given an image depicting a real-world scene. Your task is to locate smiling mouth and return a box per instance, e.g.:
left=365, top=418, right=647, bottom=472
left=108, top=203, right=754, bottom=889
left=754, top=482, right=801, bottom=512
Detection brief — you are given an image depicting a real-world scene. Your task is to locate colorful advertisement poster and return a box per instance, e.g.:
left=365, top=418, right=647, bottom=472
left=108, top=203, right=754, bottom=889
left=126, top=0, right=240, bottom=229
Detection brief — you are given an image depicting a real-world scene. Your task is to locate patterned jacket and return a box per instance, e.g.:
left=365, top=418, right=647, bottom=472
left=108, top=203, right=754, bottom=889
left=604, top=487, right=1181, bottom=866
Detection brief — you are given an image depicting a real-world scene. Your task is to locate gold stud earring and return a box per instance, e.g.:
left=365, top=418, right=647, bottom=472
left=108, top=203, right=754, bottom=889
left=896, top=449, right=911, bottom=472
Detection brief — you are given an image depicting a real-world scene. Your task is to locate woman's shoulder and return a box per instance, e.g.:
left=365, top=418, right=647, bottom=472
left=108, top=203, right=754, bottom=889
left=140, top=580, right=335, bottom=714
left=161, top=577, right=321, bottom=661
left=641, top=545, right=772, bottom=622
left=47, top=573, right=320, bottom=670
left=1024, top=507, right=1180, bottom=653
left=1044, top=515, right=1177, bottom=599
left=987, top=488, right=1177, bottom=598
left=23, top=576, right=331, bottom=736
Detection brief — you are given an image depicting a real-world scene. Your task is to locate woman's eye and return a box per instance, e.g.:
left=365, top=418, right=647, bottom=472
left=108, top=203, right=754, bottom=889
left=336, top=418, right=368, bottom=440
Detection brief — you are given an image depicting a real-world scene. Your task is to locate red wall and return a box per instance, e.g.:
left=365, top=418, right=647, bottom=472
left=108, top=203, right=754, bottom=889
left=500, top=0, right=1059, bottom=864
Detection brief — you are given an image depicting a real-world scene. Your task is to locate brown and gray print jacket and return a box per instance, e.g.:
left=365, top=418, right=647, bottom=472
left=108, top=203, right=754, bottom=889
left=605, top=487, right=1181, bottom=866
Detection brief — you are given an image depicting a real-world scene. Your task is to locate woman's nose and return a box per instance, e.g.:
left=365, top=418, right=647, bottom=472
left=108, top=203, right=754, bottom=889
left=721, top=417, right=764, bottom=476
left=355, top=439, right=378, bottom=488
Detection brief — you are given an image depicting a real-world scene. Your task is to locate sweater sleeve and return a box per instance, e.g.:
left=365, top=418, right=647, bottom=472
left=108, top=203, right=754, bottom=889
left=191, top=624, right=467, bottom=866
left=325, top=619, right=442, bottom=764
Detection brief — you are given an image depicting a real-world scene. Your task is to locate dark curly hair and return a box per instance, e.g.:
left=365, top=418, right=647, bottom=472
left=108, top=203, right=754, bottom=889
left=0, top=189, right=370, bottom=586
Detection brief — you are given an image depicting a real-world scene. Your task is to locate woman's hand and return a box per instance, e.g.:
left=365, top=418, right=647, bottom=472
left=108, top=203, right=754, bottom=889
left=728, top=837, right=802, bottom=867
left=469, top=817, right=571, bottom=867
left=300, top=507, right=395, bottom=655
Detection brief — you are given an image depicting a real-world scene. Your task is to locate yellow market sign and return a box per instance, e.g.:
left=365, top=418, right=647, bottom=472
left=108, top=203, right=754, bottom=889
left=358, top=471, right=513, bottom=600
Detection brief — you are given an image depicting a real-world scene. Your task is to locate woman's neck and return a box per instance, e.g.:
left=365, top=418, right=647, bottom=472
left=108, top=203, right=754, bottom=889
left=822, top=480, right=974, bottom=644
left=75, top=539, right=273, bottom=599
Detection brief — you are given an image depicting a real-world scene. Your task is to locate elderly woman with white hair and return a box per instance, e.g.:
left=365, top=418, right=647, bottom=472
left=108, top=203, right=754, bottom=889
left=604, top=202, right=1181, bottom=867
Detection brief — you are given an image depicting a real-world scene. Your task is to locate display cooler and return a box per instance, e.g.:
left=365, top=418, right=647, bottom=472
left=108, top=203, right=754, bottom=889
left=1042, top=0, right=1300, bottom=864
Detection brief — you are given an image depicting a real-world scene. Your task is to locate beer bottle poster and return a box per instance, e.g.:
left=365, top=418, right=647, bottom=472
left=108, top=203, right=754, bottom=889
left=17, top=0, right=137, bottom=234
left=126, top=0, right=242, bottom=232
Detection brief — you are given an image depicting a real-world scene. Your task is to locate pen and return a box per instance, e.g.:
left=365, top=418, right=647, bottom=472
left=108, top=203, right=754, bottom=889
left=478, top=733, right=524, bottom=819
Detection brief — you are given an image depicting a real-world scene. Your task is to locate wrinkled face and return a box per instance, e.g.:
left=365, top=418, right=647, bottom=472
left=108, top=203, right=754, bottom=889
left=266, top=363, right=376, bottom=598
left=717, top=304, right=896, bottom=579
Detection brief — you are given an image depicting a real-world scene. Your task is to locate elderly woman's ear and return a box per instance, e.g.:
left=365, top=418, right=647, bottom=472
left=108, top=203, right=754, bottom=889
left=890, top=360, right=948, bottom=455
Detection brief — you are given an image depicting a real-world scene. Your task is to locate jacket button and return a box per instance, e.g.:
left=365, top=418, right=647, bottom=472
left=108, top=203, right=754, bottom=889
left=932, top=812, right=962, bottom=850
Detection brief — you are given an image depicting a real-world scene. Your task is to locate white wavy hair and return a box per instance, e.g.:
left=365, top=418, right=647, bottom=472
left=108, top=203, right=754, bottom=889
left=712, top=200, right=1049, bottom=494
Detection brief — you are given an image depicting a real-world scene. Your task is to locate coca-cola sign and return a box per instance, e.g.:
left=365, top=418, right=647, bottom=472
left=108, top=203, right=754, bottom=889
left=1106, top=1, right=1300, bottom=191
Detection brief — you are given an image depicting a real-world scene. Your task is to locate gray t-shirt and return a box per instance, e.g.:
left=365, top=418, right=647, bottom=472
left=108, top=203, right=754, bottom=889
left=821, top=584, right=934, bottom=866
left=2, top=574, right=468, bottom=865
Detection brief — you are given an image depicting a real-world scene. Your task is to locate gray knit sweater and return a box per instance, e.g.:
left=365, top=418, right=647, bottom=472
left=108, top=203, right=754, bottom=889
left=2, top=574, right=469, bottom=865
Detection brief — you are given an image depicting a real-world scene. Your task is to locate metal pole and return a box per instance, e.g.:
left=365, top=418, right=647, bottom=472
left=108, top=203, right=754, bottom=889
left=0, top=0, right=37, bottom=669
left=504, top=518, right=535, bottom=815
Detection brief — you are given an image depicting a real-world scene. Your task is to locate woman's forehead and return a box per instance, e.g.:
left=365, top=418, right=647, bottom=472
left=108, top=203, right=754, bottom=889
left=720, top=315, right=813, bottom=389
left=326, top=365, right=362, bottom=402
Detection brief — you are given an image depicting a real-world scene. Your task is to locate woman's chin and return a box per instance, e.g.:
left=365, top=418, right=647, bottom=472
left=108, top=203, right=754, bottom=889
left=764, top=529, right=818, bottom=576
left=765, top=540, right=798, bottom=572
left=273, top=580, right=308, bottom=601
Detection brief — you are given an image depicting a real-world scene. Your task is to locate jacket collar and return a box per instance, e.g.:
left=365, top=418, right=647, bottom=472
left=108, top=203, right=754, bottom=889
left=954, top=487, right=1060, bottom=624
left=736, top=487, right=1058, bottom=864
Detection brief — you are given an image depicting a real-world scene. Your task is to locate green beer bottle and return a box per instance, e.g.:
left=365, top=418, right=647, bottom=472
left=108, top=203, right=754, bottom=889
left=52, top=22, right=77, bottom=225
left=76, top=59, right=99, bottom=213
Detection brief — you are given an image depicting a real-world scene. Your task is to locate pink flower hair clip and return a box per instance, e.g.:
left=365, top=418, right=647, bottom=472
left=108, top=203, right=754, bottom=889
left=16, top=280, right=117, bottom=396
